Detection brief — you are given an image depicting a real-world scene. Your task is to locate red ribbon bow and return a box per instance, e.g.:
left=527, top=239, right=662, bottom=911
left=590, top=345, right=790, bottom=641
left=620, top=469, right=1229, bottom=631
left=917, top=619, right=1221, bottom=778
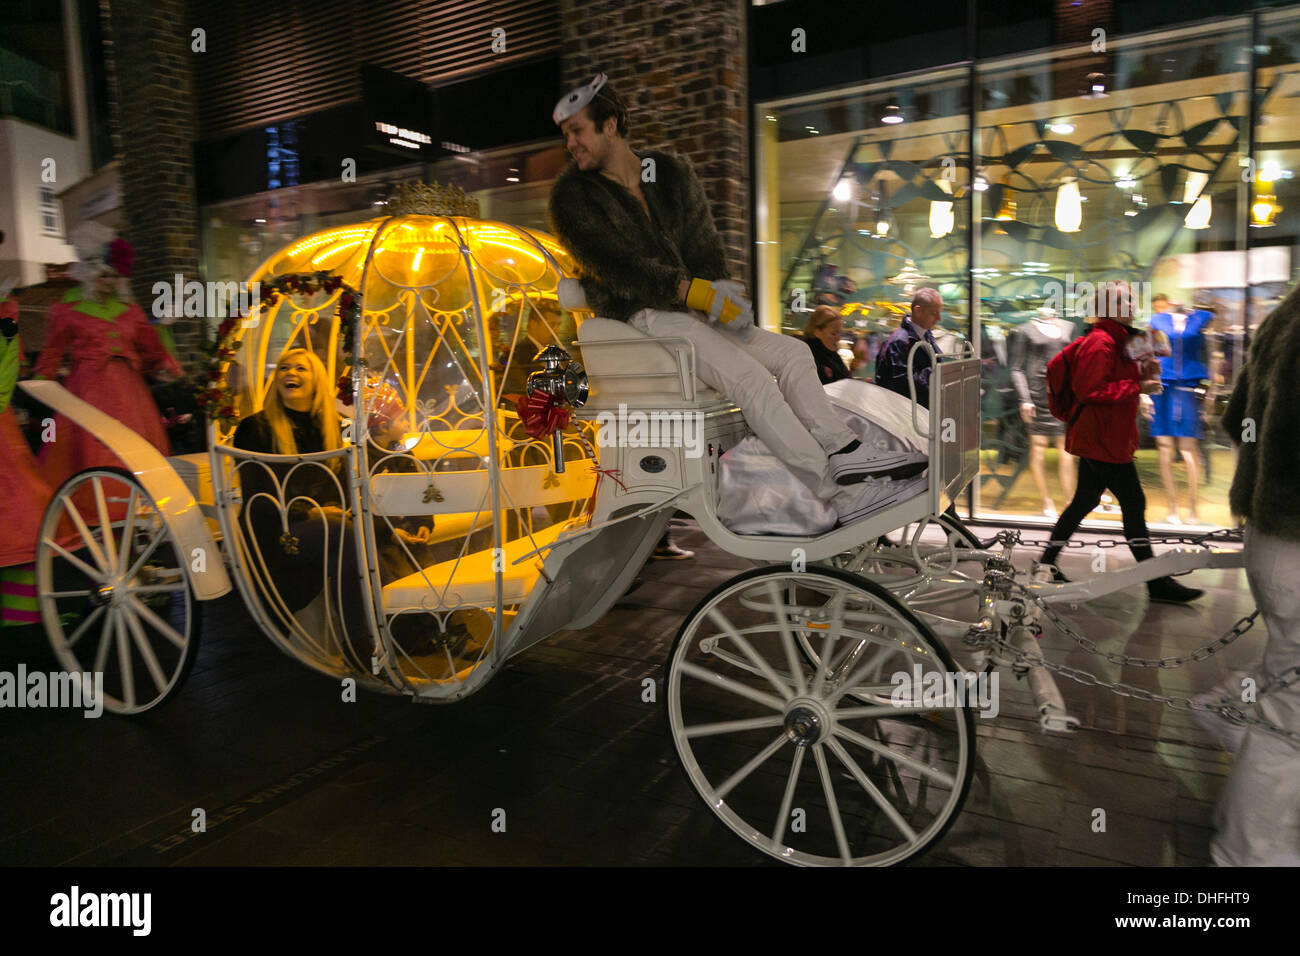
left=513, top=391, right=571, bottom=439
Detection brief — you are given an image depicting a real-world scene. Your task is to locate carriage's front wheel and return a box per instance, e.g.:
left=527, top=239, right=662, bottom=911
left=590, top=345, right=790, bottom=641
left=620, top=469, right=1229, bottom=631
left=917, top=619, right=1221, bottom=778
left=666, top=566, right=975, bottom=866
left=36, top=468, right=200, bottom=716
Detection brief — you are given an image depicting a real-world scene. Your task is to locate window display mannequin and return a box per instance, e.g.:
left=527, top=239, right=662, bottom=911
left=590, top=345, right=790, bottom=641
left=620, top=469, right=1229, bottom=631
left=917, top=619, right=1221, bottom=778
left=1009, top=308, right=1077, bottom=517
left=1143, top=297, right=1217, bottom=524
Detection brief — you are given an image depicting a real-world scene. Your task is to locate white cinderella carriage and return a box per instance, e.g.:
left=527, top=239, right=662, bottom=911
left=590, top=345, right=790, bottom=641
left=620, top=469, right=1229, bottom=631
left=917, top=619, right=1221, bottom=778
left=21, top=183, right=1247, bottom=866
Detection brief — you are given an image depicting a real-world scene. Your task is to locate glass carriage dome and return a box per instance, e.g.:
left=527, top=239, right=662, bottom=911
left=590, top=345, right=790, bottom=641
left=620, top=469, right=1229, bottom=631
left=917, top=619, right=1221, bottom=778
left=206, top=182, right=598, bottom=701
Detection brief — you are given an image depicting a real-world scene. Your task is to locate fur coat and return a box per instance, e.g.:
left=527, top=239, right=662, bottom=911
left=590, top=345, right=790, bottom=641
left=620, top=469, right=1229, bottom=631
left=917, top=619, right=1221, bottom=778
left=548, top=149, right=729, bottom=322
left=1222, top=282, right=1300, bottom=540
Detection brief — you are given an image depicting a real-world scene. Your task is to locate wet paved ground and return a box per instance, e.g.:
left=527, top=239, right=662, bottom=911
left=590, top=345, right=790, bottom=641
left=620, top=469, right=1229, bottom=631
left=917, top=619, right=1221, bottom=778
left=0, top=520, right=1259, bottom=866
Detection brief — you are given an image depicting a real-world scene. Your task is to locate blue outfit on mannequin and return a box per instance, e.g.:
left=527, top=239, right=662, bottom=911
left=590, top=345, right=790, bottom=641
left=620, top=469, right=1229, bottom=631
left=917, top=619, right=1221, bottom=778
left=1149, top=310, right=1212, bottom=439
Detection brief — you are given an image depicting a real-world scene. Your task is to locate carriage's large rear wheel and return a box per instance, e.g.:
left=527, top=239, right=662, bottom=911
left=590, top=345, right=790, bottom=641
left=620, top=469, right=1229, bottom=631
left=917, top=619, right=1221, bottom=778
left=36, top=468, right=200, bottom=715
left=666, top=566, right=975, bottom=866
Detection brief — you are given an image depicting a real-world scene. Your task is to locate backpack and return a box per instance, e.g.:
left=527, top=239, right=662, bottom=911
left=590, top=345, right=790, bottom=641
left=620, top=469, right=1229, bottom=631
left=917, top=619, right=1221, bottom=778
left=1045, top=336, right=1087, bottom=425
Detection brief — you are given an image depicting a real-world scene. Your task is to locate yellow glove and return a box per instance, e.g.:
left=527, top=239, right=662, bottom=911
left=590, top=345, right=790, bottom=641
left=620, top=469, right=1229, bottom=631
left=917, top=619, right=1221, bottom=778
left=686, top=278, right=753, bottom=327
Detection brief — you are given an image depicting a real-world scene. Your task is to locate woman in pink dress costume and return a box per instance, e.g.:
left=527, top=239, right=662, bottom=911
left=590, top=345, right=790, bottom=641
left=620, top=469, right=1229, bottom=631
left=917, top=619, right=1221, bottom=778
left=0, top=227, right=56, bottom=624
left=31, top=223, right=182, bottom=488
left=1, top=288, right=54, bottom=570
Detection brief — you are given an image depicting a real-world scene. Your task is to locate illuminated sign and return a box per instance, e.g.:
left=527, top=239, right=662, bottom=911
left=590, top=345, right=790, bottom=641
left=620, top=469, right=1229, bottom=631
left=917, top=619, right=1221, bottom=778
left=374, top=121, right=432, bottom=150
left=362, top=64, right=435, bottom=158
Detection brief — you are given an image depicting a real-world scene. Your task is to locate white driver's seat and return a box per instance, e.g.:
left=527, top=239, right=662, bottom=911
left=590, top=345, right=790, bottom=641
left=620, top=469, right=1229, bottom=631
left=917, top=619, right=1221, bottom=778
left=559, top=277, right=726, bottom=410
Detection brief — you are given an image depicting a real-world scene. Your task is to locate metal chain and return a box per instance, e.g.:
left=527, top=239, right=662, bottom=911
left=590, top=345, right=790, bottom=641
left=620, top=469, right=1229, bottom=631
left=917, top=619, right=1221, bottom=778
left=986, top=525, right=1244, bottom=553
left=1018, top=580, right=1258, bottom=669
left=989, top=580, right=1300, bottom=744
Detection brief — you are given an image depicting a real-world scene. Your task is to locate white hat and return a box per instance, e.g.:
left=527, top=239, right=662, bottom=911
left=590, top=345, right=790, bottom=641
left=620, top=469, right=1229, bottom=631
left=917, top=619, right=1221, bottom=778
left=553, top=72, right=608, bottom=125
left=68, top=220, right=116, bottom=285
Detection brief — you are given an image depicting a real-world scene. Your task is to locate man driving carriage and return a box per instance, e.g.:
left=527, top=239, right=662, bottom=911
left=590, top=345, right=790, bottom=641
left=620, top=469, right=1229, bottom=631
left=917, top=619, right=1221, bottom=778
left=546, top=73, right=927, bottom=526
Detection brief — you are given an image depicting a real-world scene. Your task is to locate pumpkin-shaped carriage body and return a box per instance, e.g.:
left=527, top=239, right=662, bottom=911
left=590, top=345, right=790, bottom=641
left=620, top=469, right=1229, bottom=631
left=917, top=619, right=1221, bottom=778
left=209, top=189, right=622, bottom=703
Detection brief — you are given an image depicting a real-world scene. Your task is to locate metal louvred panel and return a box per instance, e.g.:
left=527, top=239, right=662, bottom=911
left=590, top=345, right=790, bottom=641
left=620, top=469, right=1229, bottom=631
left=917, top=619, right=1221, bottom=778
left=192, top=0, right=559, bottom=139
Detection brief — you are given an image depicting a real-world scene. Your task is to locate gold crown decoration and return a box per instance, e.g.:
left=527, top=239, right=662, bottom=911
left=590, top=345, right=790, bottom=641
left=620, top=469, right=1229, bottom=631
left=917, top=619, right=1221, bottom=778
left=386, top=181, right=481, bottom=218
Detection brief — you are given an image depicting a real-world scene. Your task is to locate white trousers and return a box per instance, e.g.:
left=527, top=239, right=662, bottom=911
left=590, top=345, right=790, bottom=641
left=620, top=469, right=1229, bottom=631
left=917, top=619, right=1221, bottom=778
left=1210, top=525, right=1300, bottom=866
left=629, top=308, right=858, bottom=504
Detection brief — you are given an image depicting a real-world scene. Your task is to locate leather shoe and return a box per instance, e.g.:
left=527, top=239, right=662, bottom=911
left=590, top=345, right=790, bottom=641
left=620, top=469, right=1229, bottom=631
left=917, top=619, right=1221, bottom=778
left=1147, top=576, right=1203, bottom=604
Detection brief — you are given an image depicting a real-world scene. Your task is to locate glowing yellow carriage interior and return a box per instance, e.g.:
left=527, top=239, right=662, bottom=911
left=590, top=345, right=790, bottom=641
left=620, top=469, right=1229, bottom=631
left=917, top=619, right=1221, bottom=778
left=209, top=195, right=598, bottom=699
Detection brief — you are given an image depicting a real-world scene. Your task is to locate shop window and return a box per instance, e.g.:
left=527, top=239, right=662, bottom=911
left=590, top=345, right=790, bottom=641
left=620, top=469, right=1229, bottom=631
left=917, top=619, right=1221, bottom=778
left=757, top=14, right=1283, bottom=533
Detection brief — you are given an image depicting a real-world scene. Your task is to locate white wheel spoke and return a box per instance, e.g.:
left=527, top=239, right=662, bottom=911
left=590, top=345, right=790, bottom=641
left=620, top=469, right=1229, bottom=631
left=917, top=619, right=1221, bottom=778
left=810, top=590, right=846, bottom=698
left=116, top=486, right=139, bottom=573
left=836, top=703, right=952, bottom=719
left=832, top=646, right=931, bottom=707
left=678, top=660, right=786, bottom=712
left=771, top=745, right=806, bottom=849
left=62, top=497, right=111, bottom=573
left=713, top=732, right=789, bottom=802
left=812, top=744, right=852, bottom=865
left=127, top=596, right=188, bottom=651
left=826, top=737, right=919, bottom=845
left=127, top=582, right=188, bottom=595
left=92, top=610, right=114, bottom=674
left=93, top=477, right=118, bottom=575
left=46, top=539, right=106, bottom=584
left=115, top=612, right=135, bottom=710
left=834, top=723, right=956, bottom=788
left=683, top=715, right=787, bottom=739
left=121, top=524, right=168, bottom=585
left=122, top=605, right=169, bottom=694
left=838, top=683, right=902, bottom=697
left=706, top=607, right=794, bottom=701
left=827, top=636, right=872, bottom=684
left=702, top=646, right=801, bottom=694
left=45, top=589, right=94, bottom=600
left=765, top=580, right=807, bottom=696
left=62, top=604, right=105, bottom=650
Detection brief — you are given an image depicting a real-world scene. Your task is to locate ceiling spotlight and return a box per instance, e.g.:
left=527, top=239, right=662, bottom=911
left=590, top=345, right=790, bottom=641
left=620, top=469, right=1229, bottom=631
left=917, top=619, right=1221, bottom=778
left=1116, top=172, right=1136, bottom=190
left=1049, top=121, right=1075, bottom=134
left=1186, top=197, right=1212, bottom=229
left=881, top=105, right=904, bottom=125
left=1055, top=177, right=1082, bottom=232
left=1183, top=170, right=1209, bottom=205
left=1084, top=72, right=1108, bottom=98
left=1251, top=191, right=1281, bottom=228
left=1257, top=161, right=1293, bottom=184
left=832, top=179, right=852, bottom=203
left=972, top=170, right=989, bottom=192
left=930, top=179, right=955, bottom=238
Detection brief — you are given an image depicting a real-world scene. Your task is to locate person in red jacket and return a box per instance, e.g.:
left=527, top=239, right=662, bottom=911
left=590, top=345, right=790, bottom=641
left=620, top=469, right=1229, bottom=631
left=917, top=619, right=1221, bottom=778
left=1038, top=282, right=1202, bottom=603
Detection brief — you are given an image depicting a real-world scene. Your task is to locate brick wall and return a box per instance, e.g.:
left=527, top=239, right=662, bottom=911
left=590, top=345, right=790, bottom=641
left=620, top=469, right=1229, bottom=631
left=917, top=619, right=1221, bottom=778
left=558, top=0, right=751, bottom=284
left=107, top=0, right=203, bottom=361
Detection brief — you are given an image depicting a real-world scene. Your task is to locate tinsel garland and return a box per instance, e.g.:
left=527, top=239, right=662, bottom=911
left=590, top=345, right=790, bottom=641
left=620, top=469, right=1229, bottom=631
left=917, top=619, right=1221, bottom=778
left=194, top=272, right=360, bottom=428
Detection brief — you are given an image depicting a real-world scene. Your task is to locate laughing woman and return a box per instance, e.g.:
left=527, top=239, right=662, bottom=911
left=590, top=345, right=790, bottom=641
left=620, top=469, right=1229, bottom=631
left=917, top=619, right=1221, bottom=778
left=231, top=349, right=361, bottom=634
left=230, top=349, right=429, bottom=654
